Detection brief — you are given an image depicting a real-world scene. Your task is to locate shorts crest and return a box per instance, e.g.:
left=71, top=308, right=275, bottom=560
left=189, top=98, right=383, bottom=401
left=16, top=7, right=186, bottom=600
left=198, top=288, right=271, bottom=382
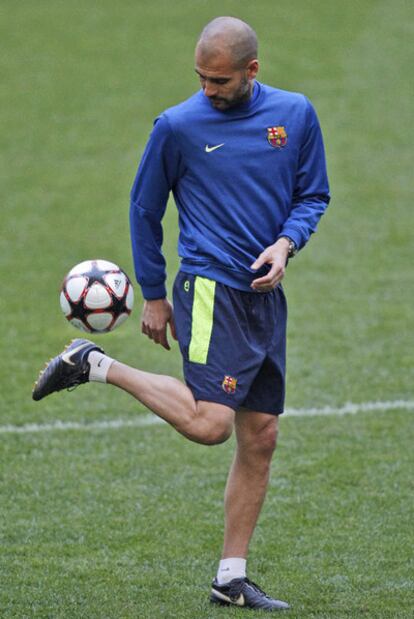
left=222, top=375, right=237, bottom=394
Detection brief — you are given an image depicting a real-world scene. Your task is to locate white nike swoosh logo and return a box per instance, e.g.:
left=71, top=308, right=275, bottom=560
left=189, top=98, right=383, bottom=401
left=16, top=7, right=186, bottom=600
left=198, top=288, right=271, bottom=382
left=212, top=589, right=245, bottom=606
left=205, top=143, right=224, bottom=153
left=61, top=343, right=89, bottom=366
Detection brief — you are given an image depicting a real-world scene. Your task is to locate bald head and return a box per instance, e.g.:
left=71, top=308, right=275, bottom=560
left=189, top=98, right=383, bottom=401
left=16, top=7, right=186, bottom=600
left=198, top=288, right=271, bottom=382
left=196, top=16, right=258, bottom=69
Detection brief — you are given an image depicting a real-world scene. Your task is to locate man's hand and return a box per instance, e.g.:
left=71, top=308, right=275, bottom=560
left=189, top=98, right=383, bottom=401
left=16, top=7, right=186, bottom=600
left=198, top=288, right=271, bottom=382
left=141, top=298, right=177, bottom=350
left=250, top=238, right=291, bottom=292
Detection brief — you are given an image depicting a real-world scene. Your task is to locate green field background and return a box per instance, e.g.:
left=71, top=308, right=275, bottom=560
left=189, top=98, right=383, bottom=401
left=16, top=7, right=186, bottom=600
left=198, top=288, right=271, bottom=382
left=1, top=1, right=413, bottom=617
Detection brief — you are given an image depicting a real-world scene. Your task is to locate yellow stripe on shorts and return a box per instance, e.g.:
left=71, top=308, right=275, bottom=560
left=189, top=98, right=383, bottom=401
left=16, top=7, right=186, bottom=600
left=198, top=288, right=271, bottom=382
left=188, top=277, right=216, bottom=364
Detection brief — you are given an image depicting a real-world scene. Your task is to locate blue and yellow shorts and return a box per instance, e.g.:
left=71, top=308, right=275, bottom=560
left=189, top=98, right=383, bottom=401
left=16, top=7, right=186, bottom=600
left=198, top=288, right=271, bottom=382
left=173, top=272, right=287, bottom=415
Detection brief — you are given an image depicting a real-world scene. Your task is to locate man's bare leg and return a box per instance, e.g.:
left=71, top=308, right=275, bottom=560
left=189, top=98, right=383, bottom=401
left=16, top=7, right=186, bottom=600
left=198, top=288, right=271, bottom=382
left=107, top=361, right=235, bottom=445
left=221, top=410, right=278, bottom=558
left=212, top=408, right=288, bottom=613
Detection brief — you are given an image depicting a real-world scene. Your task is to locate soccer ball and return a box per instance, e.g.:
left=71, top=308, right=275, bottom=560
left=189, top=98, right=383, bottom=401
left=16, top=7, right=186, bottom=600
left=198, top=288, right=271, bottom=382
left=60, top=259, right=134, bottom=333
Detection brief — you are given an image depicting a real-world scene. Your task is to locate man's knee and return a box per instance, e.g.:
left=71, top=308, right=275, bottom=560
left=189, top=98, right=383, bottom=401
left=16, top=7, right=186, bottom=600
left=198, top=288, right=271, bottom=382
left=184, top=401, right=235, bottom=445
left=203, top=422, right=233, bottom=445
left=237, top=413, right=279, bottom=460
left=252, top=421, right=278, bottom=458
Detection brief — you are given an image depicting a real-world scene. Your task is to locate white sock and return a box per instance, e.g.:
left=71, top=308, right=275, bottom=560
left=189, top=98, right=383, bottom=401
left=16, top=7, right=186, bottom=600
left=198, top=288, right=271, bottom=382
left=87, top=351, right=114, bottom=383
left=216, top=558, right=247, bottom=584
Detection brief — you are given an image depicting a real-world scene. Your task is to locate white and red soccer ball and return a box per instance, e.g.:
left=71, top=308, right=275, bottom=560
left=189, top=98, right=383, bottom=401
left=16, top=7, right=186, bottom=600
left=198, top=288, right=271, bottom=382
left=60, top=259, right=134, bottom=333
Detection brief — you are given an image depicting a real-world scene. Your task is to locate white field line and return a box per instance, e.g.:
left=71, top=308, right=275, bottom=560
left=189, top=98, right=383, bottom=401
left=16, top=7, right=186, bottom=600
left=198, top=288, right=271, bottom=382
left=0, top=400, right=413, bottom=435
left=286, top=399, right=414, bottom=417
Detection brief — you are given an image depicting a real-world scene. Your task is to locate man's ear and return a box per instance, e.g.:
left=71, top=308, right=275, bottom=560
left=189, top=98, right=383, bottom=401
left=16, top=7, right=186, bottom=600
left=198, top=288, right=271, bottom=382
left=246, top=59, right=259, bottom=79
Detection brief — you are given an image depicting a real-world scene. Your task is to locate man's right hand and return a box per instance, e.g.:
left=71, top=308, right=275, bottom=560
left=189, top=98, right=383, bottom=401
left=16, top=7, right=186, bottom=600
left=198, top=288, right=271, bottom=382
left=141, top=298, right=177, bottom=350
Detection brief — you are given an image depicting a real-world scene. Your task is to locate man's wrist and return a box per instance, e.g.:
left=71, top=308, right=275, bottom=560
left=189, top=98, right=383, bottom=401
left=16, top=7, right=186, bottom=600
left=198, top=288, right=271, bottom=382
left=144, top=297, right=167, bottom=304
left=278, top=236, right=297, bottom=258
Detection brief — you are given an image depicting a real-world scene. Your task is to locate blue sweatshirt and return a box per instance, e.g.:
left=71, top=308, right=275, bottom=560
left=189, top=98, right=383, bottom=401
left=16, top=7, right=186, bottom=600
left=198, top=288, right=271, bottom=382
left=130, top=81, right=330, bottom=300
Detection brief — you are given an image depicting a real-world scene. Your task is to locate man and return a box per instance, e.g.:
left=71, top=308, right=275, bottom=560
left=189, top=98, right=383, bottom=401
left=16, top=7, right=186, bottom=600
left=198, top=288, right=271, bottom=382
left=33, top=16, right=330, bottom=611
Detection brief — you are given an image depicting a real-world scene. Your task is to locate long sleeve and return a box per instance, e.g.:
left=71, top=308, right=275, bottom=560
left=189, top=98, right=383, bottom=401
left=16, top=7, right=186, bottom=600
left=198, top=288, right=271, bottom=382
left=278, top=98, right=330, bottom=250
left=130, top=115, right=183, bottom=300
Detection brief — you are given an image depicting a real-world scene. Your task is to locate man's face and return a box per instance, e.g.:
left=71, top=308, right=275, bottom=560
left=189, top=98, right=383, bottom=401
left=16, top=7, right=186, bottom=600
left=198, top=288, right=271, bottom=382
left=195, top=49, right=258, bottom=111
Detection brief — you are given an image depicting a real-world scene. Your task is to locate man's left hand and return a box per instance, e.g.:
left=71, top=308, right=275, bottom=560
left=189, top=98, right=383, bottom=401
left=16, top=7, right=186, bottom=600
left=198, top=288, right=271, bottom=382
left=250, top=238, right=291, bottom=292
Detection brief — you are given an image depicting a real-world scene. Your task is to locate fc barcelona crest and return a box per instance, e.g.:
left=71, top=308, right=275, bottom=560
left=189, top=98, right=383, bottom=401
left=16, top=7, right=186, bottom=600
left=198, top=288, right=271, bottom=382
left=267, top=126, right=287, bottom=148
left=222, top=375, right=238, bottom=394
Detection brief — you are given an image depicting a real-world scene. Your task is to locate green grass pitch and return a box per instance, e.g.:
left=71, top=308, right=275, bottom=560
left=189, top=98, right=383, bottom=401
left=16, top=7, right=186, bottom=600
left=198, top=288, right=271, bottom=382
left=1, top=1, right=413, bottom=617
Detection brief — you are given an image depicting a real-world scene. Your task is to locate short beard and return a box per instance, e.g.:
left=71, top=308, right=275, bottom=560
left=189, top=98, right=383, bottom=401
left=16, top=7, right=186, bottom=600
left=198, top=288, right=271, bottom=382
left=210, top=75, right=252, bottom=110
